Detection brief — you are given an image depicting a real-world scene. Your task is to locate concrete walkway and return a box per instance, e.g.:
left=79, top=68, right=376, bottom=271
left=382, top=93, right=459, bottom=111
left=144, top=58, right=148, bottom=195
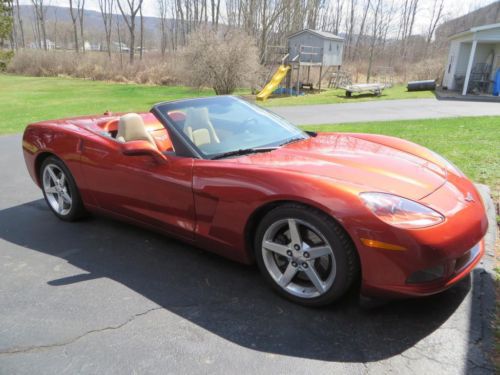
left=272, top=98, right=500, bottom=125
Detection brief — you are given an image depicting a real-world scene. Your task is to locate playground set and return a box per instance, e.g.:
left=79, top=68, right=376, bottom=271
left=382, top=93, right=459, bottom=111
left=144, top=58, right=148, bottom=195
left=257, top=29, right=391, bottom=101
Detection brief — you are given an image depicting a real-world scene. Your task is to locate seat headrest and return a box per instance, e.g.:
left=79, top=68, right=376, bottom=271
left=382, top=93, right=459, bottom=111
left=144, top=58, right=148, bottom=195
left=185, top=108, right=211, bottom=129
left=117, top=113, right=156, bottom=147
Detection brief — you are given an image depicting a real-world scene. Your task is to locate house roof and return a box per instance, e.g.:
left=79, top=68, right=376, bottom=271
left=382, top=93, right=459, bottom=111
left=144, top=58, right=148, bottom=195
left=287, top=29, right=344, bottom=41
left=449, top=22, right=500, bottom=40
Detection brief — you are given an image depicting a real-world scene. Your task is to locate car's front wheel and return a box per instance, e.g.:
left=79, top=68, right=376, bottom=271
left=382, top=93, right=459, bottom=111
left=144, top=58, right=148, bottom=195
left=40, top=156, right=86, bottom=221
left=255, top=203, right=358, bottom=307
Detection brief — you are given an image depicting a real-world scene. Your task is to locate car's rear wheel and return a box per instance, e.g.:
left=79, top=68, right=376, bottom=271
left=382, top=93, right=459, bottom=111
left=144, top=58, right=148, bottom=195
left=40, top=156, right=86, bottom=221
left=255, top=203, right=358, bottom=307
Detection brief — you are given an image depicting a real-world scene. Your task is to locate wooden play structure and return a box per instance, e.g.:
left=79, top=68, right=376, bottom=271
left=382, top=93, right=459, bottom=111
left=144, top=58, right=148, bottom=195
left=257, top=29, right=344, bottom=100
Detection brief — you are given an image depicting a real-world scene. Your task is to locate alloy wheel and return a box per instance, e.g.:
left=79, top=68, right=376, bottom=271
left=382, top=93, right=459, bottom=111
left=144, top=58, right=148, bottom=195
left=261, top=218, right=336, bottom=299
left=42, top=164, right=73, bottom=216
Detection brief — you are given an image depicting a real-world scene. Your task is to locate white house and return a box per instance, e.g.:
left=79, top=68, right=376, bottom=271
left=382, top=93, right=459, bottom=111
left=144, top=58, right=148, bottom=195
left=442, top=23, right=500, bottom=96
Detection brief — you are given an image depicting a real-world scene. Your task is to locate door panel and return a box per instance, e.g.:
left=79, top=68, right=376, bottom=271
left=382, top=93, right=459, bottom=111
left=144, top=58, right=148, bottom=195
left=80, top=137, right=195, bottom=240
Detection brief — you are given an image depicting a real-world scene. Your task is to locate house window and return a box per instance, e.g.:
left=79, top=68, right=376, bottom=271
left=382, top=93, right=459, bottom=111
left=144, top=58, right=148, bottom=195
left=329, top=42, right=332, bottom=51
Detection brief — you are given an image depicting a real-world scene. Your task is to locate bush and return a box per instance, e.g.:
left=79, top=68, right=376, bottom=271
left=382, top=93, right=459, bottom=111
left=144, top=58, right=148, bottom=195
left=0, top=50, right=13, bottom=71
left=6, top=49, right=184, bottom=85
left=182, top=27, right=261, bottom=95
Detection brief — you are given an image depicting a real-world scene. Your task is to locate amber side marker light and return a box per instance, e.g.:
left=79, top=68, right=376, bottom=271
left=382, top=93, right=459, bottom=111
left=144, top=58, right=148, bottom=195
left=361, top=238, right=407, bottom=251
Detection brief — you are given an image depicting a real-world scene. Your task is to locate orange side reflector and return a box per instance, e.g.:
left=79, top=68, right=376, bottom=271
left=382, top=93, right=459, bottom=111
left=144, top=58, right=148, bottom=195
left=361, top=238, right=407, bottom=251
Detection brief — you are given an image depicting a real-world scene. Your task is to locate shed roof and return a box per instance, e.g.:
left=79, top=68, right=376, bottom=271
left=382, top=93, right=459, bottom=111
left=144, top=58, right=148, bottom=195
left=449, top=22, right=500, bottom=41
left=287, top=29, right=344, bottom=41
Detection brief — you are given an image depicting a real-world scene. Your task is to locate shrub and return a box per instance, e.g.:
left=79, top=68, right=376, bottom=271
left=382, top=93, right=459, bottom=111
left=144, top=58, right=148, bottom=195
left=6, top=49, right=184, bottom=85
left=182, top=27, right=261, bottom=95
left=0, top=50, right=13, bottom=71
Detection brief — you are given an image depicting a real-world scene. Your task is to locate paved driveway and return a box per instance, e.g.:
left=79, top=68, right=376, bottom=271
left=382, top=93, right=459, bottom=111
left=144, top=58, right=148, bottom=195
left=272, top=98, right=500, bottom=125
left=0, top=134, right=496, bottom=374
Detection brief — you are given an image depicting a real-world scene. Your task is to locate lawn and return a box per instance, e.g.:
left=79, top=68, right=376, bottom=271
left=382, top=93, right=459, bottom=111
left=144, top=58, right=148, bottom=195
left=263, top=84, right=435, bottom=107
left=1, top=74, right=437, bottom=134
left=0, top=74, right=214, bottom=134
left=303, top=117, right=500, bottom=198
left=2, top=74, right=498, bottom=193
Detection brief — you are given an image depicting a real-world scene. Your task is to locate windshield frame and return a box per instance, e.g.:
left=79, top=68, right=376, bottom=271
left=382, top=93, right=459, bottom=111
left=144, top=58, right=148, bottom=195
left=150, top=96, right=308, bottom=160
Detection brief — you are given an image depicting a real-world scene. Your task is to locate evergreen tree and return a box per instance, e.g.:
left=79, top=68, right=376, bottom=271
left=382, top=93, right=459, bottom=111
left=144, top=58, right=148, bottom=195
left=0, top=0, right=13, bottom=48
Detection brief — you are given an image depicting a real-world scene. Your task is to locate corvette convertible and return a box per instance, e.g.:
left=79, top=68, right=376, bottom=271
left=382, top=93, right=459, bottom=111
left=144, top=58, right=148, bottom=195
left=22, top=96, right=488, bottom=306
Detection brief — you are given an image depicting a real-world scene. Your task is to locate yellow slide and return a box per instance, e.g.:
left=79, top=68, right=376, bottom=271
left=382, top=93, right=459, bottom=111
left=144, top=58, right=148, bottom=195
left=256, top=65, right=291, bottom=101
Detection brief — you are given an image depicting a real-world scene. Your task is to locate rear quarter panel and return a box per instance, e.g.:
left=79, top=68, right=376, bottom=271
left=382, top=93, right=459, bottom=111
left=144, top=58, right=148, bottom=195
left=22, top=121, right=95, bottom=205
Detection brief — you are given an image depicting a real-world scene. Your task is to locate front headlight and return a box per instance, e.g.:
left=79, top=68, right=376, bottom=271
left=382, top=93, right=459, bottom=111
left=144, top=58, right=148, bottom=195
left=359, top=192, right=444, bottom=229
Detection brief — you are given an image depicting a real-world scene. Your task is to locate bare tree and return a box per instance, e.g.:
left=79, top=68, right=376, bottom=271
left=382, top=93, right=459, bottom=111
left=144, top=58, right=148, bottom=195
left=116, top=0, right=144, bottom=63
left=69, top=0, right=79, bottom=51
left=175, top=0, right=185, bottom=45
left=157, top=0, right=168, bottom=55
left=425, top=0, right=444, bottom=44
left=31, top=0, right=48, bottom=50
left=398, top=0, right=419, bottom=59
left=366, top=0, right=381, bottom=82
left=98, top=0, right=114, bottom=58
left=210, top=0, right=220, bottom=28
left=183, top=27, right=260, bottom=94
left=139, top=2, right=143, bottom=59
left=352, top=0, right=371, bottom=62
left=116, top=5, right=124, bottom=68
left=333, top=0, right=345, bottom=35
left=77, top=0, right=85, bottom=51
left=14, top=0, right=24, bottom=47
left=344, top=0, right=356, bottom=59
left=258, top=0, right=286, bottom=63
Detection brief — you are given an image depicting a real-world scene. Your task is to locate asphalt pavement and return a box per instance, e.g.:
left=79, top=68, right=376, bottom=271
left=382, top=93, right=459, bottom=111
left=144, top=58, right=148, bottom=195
left=272, top=98, right=500, bottom=125
left=0, top=130, right=497, bottom=374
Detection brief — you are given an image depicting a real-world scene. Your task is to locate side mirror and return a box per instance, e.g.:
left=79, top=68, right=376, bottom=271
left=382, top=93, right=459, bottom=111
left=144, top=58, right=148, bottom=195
left=121, top=140, right=168, bottom=164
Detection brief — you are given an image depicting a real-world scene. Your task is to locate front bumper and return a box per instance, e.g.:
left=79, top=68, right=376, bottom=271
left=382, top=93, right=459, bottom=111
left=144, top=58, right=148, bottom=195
left=353, top=176, right=488, bottom=299
left=361, top=239, right=484, bottom=298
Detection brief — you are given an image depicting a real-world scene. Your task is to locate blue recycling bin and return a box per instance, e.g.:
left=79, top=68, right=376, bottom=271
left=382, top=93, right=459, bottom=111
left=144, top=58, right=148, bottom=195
left=493, top=68, right=500, bottom=96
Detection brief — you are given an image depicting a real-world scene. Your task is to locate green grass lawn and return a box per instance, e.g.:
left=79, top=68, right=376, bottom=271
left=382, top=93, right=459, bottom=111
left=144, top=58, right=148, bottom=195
left=0, top=74, right=214, bottom=134
left=0, top=74, right=436, bottom=134
left=2, top=74, right=498, bottom=193
left=303, top=117, right=500, bottom=197
left=262, top=84, right=435, bottom=107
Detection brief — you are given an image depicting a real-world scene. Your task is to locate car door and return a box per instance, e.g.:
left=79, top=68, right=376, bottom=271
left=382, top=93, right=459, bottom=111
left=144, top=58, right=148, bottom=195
left=79, top=137, right=196, bottom=240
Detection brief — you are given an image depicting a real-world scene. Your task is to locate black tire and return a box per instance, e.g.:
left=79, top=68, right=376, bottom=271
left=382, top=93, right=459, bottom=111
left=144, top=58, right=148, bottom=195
left=254, top=203, right=359, bottom=307
left=40, top=156, right=86, bottom=221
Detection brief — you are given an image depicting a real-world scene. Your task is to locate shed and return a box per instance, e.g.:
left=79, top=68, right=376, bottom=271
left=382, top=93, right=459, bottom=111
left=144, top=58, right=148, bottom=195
left=442, top=23, right=500, bottom=95
left=287, top=29, right=344, bottom=66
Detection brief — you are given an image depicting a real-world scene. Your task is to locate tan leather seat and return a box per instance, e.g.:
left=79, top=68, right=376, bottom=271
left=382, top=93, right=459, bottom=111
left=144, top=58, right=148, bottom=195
left=183, top=108, right=220, bottom=147
left=116, top=113, right=157, bottom=149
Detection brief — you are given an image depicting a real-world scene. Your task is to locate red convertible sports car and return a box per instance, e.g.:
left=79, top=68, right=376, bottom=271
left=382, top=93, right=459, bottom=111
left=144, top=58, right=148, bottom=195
left=22, top=96, right=488, bottom=306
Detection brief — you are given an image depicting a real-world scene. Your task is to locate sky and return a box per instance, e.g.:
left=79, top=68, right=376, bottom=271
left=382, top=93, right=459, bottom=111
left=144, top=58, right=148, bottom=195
left=19, top=0, right=500, bottom=31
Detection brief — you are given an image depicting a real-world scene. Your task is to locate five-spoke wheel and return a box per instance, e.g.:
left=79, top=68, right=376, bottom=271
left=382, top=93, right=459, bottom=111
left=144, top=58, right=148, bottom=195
left=43, top=164, right=72, bottom=216
left=255, top=204, right=358, bottom=306
left=40, top=156, right=86, bottom=221
left=262, top=218, right=336, bottom=299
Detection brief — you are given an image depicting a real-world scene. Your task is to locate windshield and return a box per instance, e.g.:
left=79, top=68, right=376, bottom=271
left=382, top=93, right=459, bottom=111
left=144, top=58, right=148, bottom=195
left=153, top=96, right=308, bottom=159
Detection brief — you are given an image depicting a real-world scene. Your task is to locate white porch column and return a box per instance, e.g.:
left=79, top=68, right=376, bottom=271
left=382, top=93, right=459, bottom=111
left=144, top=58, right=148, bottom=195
left=462, top=40, right=478, bottom=95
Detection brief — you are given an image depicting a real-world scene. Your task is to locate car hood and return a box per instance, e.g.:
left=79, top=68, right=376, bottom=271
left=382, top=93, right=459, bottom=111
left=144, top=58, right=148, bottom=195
left=231, top=133, right=447, bottom=200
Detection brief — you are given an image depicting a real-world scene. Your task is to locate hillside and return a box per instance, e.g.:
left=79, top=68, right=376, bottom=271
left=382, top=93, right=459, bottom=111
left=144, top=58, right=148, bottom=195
left=17, top=5, right=166, bottom=35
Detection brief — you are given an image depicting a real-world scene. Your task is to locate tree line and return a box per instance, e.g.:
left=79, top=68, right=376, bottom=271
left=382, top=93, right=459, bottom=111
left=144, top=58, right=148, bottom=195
left=3, top=0, right=449, bottom=74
